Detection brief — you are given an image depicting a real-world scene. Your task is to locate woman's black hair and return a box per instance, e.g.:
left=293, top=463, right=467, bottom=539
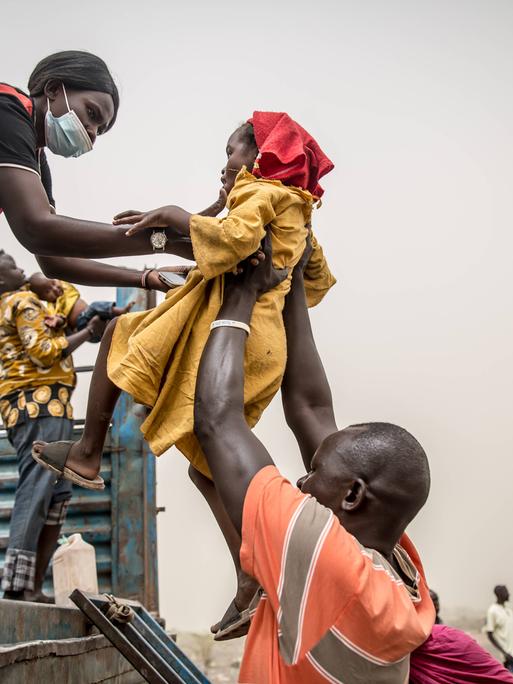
left=28, top=50, right=119, bottom=132
left=237, top=122, right=258, bottom=152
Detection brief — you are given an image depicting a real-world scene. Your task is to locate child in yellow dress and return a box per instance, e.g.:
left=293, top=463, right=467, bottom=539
left=33, top=111, right=336, bottom=631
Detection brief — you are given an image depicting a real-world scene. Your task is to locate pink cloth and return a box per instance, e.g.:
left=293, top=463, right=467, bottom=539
left=410, top=624, right=513, bottom=683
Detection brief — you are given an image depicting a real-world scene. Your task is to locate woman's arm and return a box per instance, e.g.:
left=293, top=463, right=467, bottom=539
left=0, top=167, right=193, bottom=259
left=36, top=255, right=166, bottom=290
left=113, top=185, right=276, bottom=280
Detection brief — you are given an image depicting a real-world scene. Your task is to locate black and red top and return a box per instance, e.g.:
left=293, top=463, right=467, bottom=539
left=0, top=83, right=55, bottom=208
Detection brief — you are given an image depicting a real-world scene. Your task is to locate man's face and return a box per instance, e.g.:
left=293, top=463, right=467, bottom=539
left=0, top=256, right=26, bottom=292
left=297, top=429, right=365, bottom=514
left=220, top=129, right=258, bottom=195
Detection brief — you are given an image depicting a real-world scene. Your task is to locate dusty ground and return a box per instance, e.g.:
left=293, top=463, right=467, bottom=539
left=176, top=633, right=244, bottom=684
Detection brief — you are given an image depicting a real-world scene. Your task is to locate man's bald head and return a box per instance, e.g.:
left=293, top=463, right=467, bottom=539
left=299, top=422, right=430, bottom=554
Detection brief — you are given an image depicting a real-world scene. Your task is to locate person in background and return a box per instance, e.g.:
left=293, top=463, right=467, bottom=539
left=28, top=272, right=135, bottom=342
left=486, top=585, right=513, bottom=672
left=0, top=251, right=105, bottom=601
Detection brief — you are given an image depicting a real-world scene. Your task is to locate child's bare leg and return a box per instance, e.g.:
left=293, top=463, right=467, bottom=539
left=53, top=318, right=121, bottom=481
left=188, top=464, right=259, bottom=631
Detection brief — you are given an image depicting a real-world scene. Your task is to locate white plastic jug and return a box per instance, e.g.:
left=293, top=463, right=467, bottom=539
left=52, top=533, right=99, bottom=607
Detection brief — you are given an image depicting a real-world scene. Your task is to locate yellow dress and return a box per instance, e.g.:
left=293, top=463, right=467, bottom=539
left=107, top=169, right=336, bottom=477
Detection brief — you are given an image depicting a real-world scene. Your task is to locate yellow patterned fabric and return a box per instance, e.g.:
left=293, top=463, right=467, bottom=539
left=0, top=289, right=75, bottom=427
left=108, top=169, right=336, bottom=478
left=0, top=384, right=74, bottom=428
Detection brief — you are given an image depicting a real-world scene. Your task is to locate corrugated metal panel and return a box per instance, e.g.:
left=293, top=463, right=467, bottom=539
left=0, top=423, right=114, bottom=594
left=0, top=286, right=159, bottom=605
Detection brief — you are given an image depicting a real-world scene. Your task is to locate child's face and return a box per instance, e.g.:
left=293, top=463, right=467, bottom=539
left=221, top=128, right=258, bottom=194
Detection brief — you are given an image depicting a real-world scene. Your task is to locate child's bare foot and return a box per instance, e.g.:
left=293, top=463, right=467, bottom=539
left=112, top=301, right=135, bottom=317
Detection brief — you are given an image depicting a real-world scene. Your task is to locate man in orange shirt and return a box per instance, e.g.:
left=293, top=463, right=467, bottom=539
left=194, top=236, right=435, bottom=683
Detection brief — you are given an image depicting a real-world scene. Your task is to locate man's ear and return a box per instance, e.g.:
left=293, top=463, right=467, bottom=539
left=341, top=478, right=367, bottom=512
left=43, top=80, right=62, bottom=101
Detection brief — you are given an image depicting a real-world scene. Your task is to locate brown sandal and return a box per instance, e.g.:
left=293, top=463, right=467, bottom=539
left=213, top=590, right=262, bottom=641
left=32, top=441, right=105, bottom=491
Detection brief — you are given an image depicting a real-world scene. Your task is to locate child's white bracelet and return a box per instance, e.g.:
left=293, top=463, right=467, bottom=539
left=210, top=319, right=250, bottom=335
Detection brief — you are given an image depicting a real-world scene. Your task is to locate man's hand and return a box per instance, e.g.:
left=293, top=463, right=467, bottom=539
left=225, top=232, right=288, bottom=298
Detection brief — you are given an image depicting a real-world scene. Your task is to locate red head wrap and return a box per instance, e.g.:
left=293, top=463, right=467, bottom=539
left=247, top=111, right=334, bottom=197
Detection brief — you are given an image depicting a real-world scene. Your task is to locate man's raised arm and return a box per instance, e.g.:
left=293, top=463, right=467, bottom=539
left=281, top=240, right=337, bottom=470
left=194, top=236, right=286, bottom=534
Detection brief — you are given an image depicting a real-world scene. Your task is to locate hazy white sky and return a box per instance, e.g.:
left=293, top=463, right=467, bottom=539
left=2, top=0, right=513, bottom=629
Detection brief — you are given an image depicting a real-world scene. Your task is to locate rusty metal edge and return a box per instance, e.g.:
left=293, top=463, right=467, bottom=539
left=70, top=589, right=168, bottom=684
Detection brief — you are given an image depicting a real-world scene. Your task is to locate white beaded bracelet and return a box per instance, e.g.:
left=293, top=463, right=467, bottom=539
left=210, top=319, right=250, bottom=335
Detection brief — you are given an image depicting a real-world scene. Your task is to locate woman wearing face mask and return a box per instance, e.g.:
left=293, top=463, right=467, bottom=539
left=0, top=50, right=199, bottom=290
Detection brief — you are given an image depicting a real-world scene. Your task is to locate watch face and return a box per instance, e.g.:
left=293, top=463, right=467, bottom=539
left=151, top=231, right=167, bottom=250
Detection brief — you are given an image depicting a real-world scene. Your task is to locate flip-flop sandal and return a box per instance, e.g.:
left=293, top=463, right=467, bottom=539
left=32, top=441, right=105, bottom=491
left=214, top=589, right=262, bottom=642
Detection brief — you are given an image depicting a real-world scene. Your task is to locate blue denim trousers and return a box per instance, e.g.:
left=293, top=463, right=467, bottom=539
left=76, top=301, right=115, bottom=342
left=1, top=417, right=73, bottom=591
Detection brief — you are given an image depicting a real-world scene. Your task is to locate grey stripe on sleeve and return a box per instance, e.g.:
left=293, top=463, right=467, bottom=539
left=308, top=628, right=410, bottom=684
left=278, top=496, right=333, bottom=664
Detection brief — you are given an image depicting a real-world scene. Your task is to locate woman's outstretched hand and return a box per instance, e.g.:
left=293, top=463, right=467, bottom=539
left=114, top=187, right=228, bottom=237
left=113, top=206, right=176, bottom=236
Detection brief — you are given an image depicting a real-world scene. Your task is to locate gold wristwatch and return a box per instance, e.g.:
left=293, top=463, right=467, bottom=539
left=150, top=229, right=167, bottom=252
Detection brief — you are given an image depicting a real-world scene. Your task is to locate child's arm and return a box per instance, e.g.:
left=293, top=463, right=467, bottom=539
left=302, top=232, right=337, bottom=307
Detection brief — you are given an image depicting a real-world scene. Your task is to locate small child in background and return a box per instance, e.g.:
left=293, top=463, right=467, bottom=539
left=28, top=273, right=134, bottom=342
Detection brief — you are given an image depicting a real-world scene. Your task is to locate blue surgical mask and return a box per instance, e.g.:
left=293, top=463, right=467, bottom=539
left=45, top=84, right=93, bottom=158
